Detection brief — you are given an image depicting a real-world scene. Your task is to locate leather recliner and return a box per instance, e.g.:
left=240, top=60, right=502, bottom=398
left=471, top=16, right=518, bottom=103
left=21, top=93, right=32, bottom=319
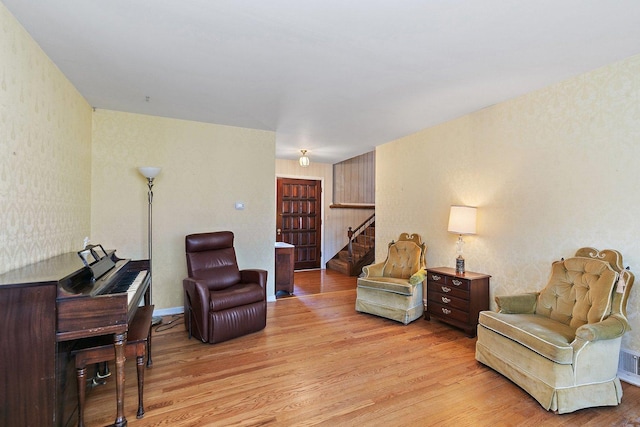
left=183, top=231, right=267, bottom=344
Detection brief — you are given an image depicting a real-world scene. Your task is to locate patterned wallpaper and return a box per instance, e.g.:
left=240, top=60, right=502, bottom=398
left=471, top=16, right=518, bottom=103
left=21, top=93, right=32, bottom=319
left=376, top=54, right=640, bottom=353
left=0, top=3, right=92, bottom=274
left=91, top=110, right=276, bottom=309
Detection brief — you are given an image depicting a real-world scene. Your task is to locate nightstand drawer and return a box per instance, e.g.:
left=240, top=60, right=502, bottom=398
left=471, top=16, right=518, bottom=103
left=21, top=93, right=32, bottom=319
left=429, top=302, right=469, bottom=323
left=428, top=291, right=469, bottom=311
left=427, top=272, right=448, bottom=284
left=427, top=281, right=468, bottom=300
left=427, top=272, right=470, bottom=291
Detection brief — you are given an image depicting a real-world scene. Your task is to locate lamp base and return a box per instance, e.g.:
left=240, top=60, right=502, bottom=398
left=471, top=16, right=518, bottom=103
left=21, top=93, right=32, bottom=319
left=456, top=255, right=465, bottom=274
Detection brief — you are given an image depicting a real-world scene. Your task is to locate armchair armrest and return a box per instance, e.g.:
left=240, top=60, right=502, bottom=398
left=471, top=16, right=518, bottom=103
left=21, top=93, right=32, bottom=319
left=495, top=292, right=539, bottom=314
left=362, top=262, right=385, bottom=278
left=409, top=268, right=427, bottom=285
left=575, top=314, right=629, bottom=342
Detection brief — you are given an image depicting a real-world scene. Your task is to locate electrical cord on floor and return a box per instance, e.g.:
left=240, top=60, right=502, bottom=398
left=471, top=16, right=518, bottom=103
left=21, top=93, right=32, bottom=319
left=154, top=314, right=184, bottom=332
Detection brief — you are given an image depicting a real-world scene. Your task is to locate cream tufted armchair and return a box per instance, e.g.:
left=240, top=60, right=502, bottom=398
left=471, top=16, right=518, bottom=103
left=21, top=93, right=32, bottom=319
left=355, top=233, right=427, bottom=324
left=476, top=247, right=635, bottom=413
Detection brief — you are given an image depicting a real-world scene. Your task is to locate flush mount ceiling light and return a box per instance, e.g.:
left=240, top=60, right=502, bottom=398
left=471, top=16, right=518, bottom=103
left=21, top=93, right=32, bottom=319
left=299, top=150, right=310, bottom=167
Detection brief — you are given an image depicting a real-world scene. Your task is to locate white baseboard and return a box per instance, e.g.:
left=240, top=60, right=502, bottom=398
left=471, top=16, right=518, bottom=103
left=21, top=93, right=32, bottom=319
left=153, top=293, right=281, bottom=318
left=153, top=306, right=184, bottom=317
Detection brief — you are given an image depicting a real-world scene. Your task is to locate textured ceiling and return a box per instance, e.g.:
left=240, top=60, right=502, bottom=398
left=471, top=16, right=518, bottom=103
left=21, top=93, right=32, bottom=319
left=4, top=0, right=640, bottom=163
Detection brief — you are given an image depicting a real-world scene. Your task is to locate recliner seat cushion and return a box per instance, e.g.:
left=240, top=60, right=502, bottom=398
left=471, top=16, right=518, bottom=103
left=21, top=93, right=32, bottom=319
left=208, top=283, right=265, bottom=312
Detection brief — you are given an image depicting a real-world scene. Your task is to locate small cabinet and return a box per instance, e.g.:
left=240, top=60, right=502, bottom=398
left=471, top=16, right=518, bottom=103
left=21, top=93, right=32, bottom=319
left=424, top=267, right=490, bottom=337
left=275, top=242, right=294, bottom=295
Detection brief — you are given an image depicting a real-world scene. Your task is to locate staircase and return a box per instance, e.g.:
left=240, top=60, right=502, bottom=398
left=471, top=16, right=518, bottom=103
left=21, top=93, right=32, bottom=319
left=326, top=214, right=375, bottom=276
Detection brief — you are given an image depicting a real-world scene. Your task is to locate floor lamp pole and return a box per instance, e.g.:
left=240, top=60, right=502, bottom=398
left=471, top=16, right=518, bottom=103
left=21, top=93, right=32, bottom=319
left=138, top=167, right=162, bottom=325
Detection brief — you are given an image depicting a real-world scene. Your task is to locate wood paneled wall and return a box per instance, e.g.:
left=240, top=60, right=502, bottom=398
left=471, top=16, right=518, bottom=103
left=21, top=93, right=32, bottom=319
left=333, top=151, right=375, bottom=204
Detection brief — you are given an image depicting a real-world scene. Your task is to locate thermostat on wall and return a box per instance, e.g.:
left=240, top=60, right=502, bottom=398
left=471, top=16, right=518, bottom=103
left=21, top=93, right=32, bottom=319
left=235, top=202, right=245, bottom=210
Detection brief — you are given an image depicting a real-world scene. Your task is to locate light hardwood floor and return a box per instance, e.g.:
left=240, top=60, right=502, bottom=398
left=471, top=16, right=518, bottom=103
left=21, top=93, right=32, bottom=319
left=83, top=270, right=640, bottom=426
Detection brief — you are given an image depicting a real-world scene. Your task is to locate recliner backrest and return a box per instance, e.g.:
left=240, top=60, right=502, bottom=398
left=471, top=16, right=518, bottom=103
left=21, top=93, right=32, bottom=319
left=185, top=231, right=241, bottom=289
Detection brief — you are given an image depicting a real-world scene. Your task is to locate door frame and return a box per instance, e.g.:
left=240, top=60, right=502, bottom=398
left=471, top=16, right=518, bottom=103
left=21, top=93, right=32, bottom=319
left=275, top=174, right=325, bottom=269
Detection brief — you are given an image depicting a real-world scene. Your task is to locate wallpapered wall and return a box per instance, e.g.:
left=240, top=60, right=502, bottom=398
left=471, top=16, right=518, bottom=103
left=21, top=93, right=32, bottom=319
left=0, top=3, right=92, bottom=274
left=91, top=110, right=276, bottom=310
left=376, top=54, right=640, bottom=353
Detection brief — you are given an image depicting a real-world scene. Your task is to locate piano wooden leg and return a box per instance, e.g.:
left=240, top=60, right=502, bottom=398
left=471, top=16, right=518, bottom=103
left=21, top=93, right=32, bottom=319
left=77, top=366, right=87, bottom=427
left=146, top=320, right=153, bottom=368
left=136, top=354, right=145, bottom=418
left=113, top=331, right=127, bottom=427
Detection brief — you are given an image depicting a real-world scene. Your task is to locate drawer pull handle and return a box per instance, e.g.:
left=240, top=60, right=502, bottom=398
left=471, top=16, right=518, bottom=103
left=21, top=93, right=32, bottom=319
left=441, top=286, right=451, bottom=293
left=441, top=297, right=451, bottom=304
left=431, top=274, right=441, bottom=281
left=442, top=308, right=451, bottom=315
left=452, top=279, right=463, bottom=286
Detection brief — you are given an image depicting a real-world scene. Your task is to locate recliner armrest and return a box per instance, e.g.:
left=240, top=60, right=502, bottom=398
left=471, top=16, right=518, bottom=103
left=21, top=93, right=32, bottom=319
left=575, top=314, right=629, bottom=342
left=495, top=292, right=539, bottom=314
left=240, top=269, right=268, bottom=290
left=183, top=277, right=211, bottom=341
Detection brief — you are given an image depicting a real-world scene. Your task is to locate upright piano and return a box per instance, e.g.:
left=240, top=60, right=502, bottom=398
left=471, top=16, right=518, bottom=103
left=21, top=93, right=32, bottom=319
left=0, top=247, right=151, bottom=427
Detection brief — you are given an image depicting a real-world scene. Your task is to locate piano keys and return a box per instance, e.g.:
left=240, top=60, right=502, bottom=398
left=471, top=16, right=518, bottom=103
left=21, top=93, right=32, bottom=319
left=0, top=248, right=151, bottom=427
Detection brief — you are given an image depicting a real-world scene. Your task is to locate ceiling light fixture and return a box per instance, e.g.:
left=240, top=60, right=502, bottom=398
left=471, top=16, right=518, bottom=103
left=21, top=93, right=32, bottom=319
left=299, top=150, right=310, bottom=167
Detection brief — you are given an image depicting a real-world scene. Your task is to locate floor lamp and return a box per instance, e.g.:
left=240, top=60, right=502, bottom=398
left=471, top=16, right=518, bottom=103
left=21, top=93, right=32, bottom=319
left=138, top=166, right=162, bottom=326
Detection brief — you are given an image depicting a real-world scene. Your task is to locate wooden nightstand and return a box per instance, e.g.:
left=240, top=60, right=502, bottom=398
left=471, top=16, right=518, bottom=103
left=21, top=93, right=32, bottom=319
left=424, top=267, right=490, bottom=337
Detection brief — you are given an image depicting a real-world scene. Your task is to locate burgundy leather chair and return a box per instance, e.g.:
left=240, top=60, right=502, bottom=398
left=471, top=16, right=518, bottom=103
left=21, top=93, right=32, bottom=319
left=183, top=231, right=267, bottom=344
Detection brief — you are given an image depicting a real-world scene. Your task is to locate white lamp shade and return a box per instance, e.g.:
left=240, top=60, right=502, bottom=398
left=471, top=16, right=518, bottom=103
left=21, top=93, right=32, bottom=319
left=448, top=205, right=477, bottom=235
left=138, top=166, right=161, bottom=179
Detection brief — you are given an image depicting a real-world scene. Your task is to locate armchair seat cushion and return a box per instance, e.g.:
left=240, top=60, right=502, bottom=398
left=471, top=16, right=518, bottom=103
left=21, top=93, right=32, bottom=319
left=479, top=311, right=576, bottom=364
left=356, top=276, right=417, bottom=296
left=209, top=283, right=265, bottom=312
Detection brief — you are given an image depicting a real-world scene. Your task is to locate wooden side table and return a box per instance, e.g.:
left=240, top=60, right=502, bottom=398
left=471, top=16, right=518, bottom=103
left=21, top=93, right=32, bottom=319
left=424, top=267, right=490, bottom=337
left=275, top=243, right=295, bottom=295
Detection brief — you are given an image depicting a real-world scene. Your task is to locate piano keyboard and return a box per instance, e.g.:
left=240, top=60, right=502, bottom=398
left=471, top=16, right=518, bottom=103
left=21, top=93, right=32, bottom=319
left=127, top=270, right=147, bottom=304
left=109, top=270, right=148, bottom=304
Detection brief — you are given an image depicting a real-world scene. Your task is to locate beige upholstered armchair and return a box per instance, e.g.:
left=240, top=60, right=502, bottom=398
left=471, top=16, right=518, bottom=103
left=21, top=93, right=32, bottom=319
left=476, top=247, right=634, bottom=414
left=356, top=233, right=427, bottom=324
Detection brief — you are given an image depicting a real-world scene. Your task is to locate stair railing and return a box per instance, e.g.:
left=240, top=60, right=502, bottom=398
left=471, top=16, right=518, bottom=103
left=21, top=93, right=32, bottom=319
left=347, top=213, right=375, bottom=262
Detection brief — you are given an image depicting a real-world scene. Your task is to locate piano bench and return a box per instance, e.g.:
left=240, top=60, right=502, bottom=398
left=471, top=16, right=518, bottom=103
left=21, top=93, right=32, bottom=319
left=72, top=305, right=154, bottom=427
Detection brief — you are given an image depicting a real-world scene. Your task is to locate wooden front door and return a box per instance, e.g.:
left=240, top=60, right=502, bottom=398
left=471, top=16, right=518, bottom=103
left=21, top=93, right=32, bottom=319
left=276, top=178, right=322, bottom=270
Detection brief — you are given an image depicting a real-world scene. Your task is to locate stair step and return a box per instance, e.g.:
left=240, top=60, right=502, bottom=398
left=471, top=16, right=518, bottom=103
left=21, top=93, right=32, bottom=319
left=326, top=258, right=351, bottom=276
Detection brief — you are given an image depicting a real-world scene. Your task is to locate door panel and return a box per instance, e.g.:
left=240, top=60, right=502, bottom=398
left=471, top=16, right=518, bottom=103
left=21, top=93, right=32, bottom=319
left=277, top=178, right=321, bottom=270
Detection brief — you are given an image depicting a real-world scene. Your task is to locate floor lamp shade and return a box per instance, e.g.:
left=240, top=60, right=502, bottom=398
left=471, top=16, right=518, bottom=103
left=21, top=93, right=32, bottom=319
left=138, top=166, right=161, bottom=179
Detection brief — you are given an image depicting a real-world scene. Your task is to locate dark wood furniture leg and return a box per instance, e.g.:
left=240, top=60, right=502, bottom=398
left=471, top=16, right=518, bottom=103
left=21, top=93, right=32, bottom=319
left=72, top=306, right=153, bottom=426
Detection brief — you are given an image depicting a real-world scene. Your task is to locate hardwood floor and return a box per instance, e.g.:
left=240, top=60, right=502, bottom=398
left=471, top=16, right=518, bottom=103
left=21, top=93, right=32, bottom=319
left=83, top=270, right=640, bottom=426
